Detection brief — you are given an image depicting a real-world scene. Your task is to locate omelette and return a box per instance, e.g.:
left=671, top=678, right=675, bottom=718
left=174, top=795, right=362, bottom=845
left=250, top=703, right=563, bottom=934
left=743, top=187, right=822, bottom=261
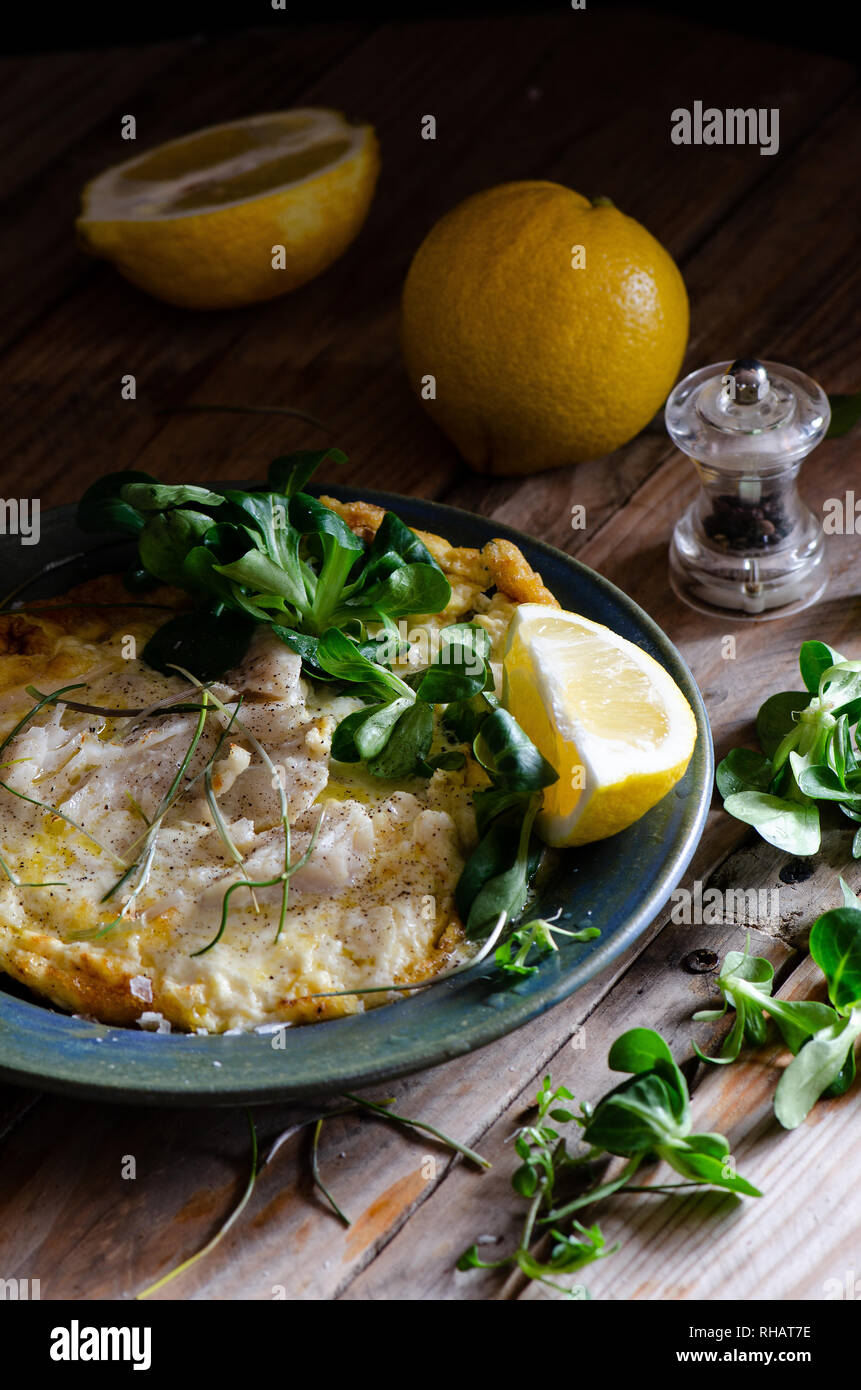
left=0, top=497, right=558, bottom=1033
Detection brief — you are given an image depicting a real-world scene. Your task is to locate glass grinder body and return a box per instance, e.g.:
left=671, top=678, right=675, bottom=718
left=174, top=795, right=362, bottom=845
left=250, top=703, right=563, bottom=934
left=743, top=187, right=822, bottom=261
left=665, top=357, right=830, bottom=619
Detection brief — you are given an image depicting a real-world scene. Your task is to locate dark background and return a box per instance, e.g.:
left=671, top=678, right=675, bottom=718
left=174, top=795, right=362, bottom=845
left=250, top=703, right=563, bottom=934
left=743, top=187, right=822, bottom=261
left=2, top=0, right=851, bottom=58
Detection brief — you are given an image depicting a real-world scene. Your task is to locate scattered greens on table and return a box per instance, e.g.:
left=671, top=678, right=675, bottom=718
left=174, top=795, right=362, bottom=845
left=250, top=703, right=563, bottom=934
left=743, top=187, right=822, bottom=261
left=460, top=885, right=861, bottom=1294
left=457, top=1027, right=760, bottom=1297
left=716, top=639, right=861, bottom=857
left=75, top=452, right=560, bottom=946
left=493, top=916, right=601, bottom=977
left=132, top=900, right=860, bottom=1299
left=137, top=1092, right=489, bottom=1298
left=693, top=881, right=861, bottom=1129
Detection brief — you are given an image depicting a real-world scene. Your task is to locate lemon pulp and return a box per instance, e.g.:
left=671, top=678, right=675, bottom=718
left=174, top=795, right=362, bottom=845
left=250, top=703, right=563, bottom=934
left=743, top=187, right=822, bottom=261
left=503, top=605, right=697, bottom=847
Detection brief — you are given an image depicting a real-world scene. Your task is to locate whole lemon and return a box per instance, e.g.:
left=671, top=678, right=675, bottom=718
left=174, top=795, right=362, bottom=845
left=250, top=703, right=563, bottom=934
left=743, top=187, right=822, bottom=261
left=400, top=181, right=688, bottom=474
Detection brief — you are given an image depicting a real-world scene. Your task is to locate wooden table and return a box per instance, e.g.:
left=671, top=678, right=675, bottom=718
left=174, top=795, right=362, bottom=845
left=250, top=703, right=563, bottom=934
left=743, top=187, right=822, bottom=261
left=1, top=9, right=859, bottom=1302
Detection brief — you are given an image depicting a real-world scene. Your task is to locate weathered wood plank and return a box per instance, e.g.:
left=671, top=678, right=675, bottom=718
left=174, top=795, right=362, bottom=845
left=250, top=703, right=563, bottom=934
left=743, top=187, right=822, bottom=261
left=0, top=45, right=176, bottom=193
left=342, top=916, right=796, bottom=1300
left=1, top=16, right=853, bottom=510
left=5, top=816, right=846, bottom=1301
left=0, top=1085, right=41, bottom=1147
left=0, top=916, right=677, bottom=1300
left=333, top=258, right=861, bottom=1299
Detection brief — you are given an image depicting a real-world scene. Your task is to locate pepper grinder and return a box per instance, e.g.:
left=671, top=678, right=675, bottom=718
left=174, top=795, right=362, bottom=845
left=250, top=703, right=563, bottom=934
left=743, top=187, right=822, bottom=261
left=666, top=357, right=830, bottom=619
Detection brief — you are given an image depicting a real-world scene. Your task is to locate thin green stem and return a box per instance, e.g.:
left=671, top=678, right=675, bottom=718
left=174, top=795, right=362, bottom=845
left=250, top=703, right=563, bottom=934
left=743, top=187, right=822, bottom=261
left=0, top=682, right=87, bottom=761
left=170, top=668, right=296, bottom=948
left=0, top=544, right=121, bottom=611
left=264, top=1100, right=393, bottom=1166
left=520, top=1188, right=544, bottom=1249
left=0, top=779, right=127, bottom=869
left=541, top=1155, right=642, bottom=1224
left=27, top=683, right=207, bottom=719
left=308, top=910, right=509, bottom=999
left=0, top=848, right=66, bottom=889
left=74, top=694, right=211, bottom=939
left=136, top=1110, right=258, bottom=1300
left=201, top=701, right=258, bottom=912
left=616, top=1182, right=704, bottom=1193
left=341, top=1092, right=490, bottom=1171
left=191, top=811, right=323, bottom=957
left=311, top=1118, right=351, bottom=1227
left=122, top=693, right=211, bottom=858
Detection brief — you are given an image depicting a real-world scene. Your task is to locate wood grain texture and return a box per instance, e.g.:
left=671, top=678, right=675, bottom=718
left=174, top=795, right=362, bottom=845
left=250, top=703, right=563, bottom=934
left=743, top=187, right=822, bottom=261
left=342, top=919, right=798, bottom=1302
left=0, top=14, right=854, bottom=509
left=0, top=11, right=859, bottom=1302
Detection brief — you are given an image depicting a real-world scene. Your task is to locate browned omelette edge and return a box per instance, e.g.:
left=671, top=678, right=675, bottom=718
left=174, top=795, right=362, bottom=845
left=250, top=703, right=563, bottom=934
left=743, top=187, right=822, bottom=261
left=0, top=503, right=558, bottom=1030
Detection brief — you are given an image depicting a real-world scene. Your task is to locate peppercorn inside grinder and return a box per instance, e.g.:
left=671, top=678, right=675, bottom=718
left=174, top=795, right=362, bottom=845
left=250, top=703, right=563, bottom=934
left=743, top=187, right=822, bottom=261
left=666, top=358, right=830, bottom=619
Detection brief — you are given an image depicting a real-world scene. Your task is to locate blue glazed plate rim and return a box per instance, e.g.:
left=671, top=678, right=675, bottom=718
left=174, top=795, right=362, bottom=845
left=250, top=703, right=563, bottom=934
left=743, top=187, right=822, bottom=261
left=0, top=486, right=713, bottom=1105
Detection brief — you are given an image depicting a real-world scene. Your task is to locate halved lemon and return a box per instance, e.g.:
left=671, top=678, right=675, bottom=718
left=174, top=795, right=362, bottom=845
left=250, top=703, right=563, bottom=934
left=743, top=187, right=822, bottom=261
left=76, top=109, right=380, bottom=309
left=503, top=604, right=697, bottom=847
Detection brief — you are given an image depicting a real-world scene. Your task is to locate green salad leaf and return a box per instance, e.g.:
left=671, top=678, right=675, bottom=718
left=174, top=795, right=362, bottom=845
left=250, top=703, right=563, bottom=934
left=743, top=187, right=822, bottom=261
left=691, top=897, right=861, bottom=1130
left=717, top=640, right=861, bottom=857
left=77, top=449, right=452, bottom=680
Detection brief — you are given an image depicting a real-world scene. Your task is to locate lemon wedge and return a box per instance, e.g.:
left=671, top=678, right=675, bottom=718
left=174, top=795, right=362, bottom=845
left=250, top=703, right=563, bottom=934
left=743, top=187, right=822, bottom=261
left=76, top=108, right=380, bottom=308
left=503, top=604, right=697, bottom=847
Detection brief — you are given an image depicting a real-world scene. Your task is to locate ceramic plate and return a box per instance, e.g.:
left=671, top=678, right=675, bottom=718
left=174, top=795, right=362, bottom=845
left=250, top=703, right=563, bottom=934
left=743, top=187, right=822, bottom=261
left=0, top=487, right=712, bottom=1104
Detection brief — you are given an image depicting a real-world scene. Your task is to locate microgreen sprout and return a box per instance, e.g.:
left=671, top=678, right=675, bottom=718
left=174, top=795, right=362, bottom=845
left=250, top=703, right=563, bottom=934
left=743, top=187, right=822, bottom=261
left=72, top=457, right=560, bottom=952
left=458, top=1075, right=616, bottom=1296
left=77, top=452, right=452, bottom=681
left=169, top=667, right=307, bottom=952
left=191, top=811, right=324, bottom=957
left=495, top=917, right=602, bottom=977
